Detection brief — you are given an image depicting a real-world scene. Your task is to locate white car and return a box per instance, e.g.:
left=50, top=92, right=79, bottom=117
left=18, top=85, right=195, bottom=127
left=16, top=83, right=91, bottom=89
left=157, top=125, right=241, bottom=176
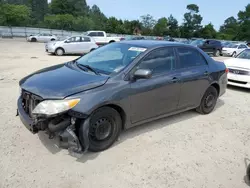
left=222, top=43, right=248, bottom=57
left=224, top=49, right=250, bottom=88
left=27, top=34, right=58, bottom=42
left=86, top=31, right=124, bottom=46
left=45, top=35, right=98, bottom=56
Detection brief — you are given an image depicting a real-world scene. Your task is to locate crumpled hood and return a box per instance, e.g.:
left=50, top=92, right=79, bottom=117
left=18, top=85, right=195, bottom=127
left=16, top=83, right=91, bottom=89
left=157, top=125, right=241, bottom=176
left=19, top=63, right=109, bottom=99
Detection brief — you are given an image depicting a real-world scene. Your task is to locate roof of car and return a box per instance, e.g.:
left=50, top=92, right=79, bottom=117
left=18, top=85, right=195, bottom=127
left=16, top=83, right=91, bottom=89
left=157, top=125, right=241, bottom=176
left=119, top=40, right=189, bottom=48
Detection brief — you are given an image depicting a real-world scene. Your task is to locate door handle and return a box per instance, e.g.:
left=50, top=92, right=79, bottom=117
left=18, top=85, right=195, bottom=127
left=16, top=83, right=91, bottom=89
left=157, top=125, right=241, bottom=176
left=171, top=77, right=179, bottom=83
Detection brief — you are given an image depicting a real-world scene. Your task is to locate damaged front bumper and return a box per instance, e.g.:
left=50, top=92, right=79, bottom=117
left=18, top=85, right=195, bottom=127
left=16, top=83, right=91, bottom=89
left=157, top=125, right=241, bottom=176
left=17, top=97, right=90, bottom=155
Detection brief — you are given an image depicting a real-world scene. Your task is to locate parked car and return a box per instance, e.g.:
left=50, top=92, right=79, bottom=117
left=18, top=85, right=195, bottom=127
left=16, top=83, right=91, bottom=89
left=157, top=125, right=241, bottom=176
left=45, top=36, right=98, bottom=56
left=222, top=43, right=249, bottom=57
left=17, top=41, right=228, bottom=155
left=131, top=36, right=145, bottom=40
left=224, top=49, right=250, bottom=88
left=221, top=41, right=232, bottom=47
left=86, top=31, right=124, bottom=46
left=191, top=39, right=223, bottom=57
left=27, top=33, right=57, bottom=42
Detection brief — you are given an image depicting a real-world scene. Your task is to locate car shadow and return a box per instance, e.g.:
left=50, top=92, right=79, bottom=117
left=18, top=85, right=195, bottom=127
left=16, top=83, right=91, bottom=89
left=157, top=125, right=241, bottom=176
left=115, top=98, right=225, bottom=148
left=244, top=158, right=250, bottom=186
left=227, top=85, right=250, bottom=93
left=37, top=99, right=225, bottom=162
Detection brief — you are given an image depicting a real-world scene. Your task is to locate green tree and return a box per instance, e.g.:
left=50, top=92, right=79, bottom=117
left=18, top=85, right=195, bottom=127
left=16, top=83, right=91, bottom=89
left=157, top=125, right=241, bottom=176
left=199, top=23, right=217, bottom=39
left=182, top=4, right=203, bottom=38
left=30, top=0, right=48, bottom=23
left=50, top=0, right=88, bottom=16
left=237, top=4, right=250, bottom=40
left=153, top=17, right=168, bottom=36
left=44, top=14, right=74, bottom=30
left=72, top=16, right=95, bottom=31
left=89, top=4, right=107, bottom=30
left=140, top=14, right=156, bottom=35
left=0, top=3, right=31, bottom=26
left=219, top=16, right=239, bottom=40
left=167, top=14, right=179, bottom=37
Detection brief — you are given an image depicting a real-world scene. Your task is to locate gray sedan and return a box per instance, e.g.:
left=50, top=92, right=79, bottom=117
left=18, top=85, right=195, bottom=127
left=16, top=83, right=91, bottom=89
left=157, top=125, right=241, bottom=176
left=45, top=36, right=99, bottom=56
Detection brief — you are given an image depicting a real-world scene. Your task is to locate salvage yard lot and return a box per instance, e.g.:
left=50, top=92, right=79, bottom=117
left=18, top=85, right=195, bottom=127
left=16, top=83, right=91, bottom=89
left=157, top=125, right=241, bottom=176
left=0, top=38, right=250, bottom=188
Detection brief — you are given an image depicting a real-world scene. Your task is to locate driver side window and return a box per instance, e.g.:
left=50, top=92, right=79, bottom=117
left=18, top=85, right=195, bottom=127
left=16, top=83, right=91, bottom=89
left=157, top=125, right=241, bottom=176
left=135, top=47, right=176, bottom=76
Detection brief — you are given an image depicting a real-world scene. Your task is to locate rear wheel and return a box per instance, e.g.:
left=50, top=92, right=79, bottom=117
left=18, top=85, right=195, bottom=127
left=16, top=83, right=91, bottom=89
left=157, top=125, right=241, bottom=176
left=55, top=48, right=64, bottom=56
left=214, top=49, right=220, bottom=57
left=31, top=38, right=37, bottom=42
left=88, top=107, right=122, bottom=152
left=196, top=86, right=218, bottom=114
left=51, top=38, right=55, bottom=41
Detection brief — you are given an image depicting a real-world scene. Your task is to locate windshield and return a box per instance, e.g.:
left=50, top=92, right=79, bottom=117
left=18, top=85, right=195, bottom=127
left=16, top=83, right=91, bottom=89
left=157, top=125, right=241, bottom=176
left=190, top=40, right=204, bottom=46
left=236, top=49, right=250, bottom=59
left=227, top=44, right=238, bottom=48
left=76, top=43, right=147, bottom=75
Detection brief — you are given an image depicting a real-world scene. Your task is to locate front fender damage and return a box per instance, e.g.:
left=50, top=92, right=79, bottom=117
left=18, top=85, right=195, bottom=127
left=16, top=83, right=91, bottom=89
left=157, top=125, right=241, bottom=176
left=37, top=114, right=90, bottom=156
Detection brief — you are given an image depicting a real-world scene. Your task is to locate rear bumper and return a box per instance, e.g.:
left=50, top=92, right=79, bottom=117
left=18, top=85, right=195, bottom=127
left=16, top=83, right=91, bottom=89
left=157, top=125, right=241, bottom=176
left=227, top=73, right=250, bottom=88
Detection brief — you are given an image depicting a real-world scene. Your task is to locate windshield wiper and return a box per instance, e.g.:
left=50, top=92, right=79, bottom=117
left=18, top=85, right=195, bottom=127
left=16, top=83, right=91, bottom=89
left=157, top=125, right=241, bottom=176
left=76, top=62, right=100, bottom=75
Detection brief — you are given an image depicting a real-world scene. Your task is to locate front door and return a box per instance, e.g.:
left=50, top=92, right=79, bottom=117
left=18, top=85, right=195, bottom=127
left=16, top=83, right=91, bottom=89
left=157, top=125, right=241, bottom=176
left=175, top=47, right=210, bottom=109
left=129, top=47, right=181, bottom=123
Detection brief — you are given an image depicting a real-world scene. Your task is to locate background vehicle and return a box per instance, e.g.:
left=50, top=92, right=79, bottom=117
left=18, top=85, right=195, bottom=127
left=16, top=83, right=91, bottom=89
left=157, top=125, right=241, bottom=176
left=27, top=33, right=57, bottom=42
left=45, top=36, right=98, bottom=56
left=222, top=43, right=249, bottom=57
left=86, top=31, right=124, bottom=46
left=192, top=39, right=222, bottom=57
left=224, top=49, right=250, bottom=88
left=17, top=41, right=228, bottom=154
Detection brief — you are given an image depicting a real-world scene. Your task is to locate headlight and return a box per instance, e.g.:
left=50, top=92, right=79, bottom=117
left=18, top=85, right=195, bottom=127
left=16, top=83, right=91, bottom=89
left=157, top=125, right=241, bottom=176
left=32, top=99, right=80, bottom=116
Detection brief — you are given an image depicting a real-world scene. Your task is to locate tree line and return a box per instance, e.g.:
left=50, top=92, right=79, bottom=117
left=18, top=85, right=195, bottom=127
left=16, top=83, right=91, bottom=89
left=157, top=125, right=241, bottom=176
left=0, top=0, right=249, bottom=40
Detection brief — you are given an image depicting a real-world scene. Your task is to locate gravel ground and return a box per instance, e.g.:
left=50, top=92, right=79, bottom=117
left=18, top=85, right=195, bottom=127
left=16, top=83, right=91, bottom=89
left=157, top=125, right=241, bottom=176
left=0, top=38, right=250, bottom=188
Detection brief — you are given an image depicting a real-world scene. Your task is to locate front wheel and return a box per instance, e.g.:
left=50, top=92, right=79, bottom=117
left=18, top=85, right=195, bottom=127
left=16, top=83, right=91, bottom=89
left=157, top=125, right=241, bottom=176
left=87, top=107, right=122, bottom=152
left=55, top=48, right=64, bottom=56
left=196, top=86, right=218, bottom=114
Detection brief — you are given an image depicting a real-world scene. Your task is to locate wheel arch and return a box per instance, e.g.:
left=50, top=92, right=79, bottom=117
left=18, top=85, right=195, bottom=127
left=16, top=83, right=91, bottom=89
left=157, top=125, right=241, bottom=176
left=90, top=103, right=127, bottom=130
left=210, top=82, right=220, bottom=96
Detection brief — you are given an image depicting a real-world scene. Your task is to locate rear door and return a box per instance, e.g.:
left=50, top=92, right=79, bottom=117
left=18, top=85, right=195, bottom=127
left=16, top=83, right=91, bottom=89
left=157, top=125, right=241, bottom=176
left=175, top=47, right=210, bottom=109
left=77, top=37, right=92, bottom=54
left=129, top=47, right=181, bottom=123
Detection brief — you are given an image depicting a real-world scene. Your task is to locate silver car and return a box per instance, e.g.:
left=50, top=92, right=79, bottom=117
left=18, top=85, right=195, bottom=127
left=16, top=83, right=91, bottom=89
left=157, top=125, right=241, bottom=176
left=27, top=34, right=58, bottom=42
left=45, top=36, right=98, bottom=56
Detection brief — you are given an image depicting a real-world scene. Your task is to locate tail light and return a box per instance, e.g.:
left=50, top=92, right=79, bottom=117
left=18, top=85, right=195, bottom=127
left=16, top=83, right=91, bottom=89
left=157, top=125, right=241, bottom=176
left=225, top=68, right=229, bottom=74
left=120, top=37, right=125, bottom=41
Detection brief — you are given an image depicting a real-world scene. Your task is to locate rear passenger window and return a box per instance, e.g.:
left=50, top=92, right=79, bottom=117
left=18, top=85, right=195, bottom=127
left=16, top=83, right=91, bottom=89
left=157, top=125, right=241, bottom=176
left=82, top=37, right=91, bottom=42
left=88, top=32, right=97, bottom=36
left=177, top=47, right=207, bottom=68
left=97, top=32, right=104, bottom=37
left=136, top=47, right=176, bottom=75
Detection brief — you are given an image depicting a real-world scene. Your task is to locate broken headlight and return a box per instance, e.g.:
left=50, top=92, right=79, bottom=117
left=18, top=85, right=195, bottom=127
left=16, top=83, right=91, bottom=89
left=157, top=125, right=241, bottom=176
left=32, top=99, right=80, bottom=116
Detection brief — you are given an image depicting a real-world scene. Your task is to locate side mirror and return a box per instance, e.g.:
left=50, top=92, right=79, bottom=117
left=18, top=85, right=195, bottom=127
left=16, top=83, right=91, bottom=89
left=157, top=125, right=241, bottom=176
left=65, top=40, right=70, bottom=43
left=133, top=69, right=152, bottom=80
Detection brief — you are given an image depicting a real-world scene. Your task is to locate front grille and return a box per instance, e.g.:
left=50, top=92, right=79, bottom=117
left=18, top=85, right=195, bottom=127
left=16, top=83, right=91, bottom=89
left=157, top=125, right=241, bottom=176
left=228, top=79, right=247, bottom=85
left=21, top=90, right=43, bottom=117
left=228, top=68, right=250, bottom=75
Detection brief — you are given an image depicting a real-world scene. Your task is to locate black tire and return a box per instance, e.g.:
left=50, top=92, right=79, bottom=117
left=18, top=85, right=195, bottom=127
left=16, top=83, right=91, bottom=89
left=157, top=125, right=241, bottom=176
left=90, top=48, right=95, bottom=52
left=55, top=48, right=64, bottom=56
left=109, top=40, right=115, bottom=43
left=31, top=38, right=37, bottom=42
left=88, top=107, right=122, bottom=152
left=196, top=86, right=218, bottom=114
left=51, top=38, right=55, bottom=41
left=213, top=49, right=220, bottom=57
